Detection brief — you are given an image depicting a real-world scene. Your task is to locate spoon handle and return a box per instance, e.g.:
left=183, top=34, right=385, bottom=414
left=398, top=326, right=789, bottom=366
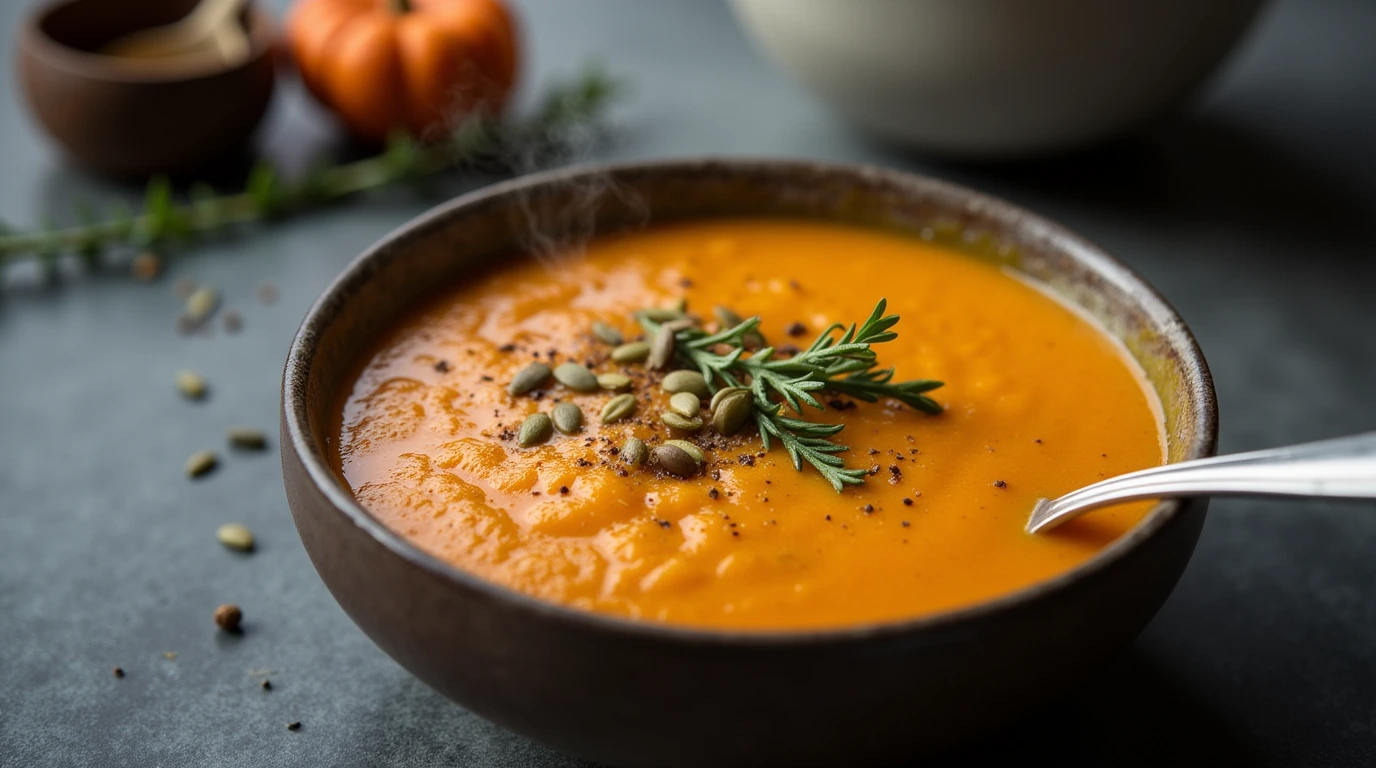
left=1027, top=432, right=1376, bottom=533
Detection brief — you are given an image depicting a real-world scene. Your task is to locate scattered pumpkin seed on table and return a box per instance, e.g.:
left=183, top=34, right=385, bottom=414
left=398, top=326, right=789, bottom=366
left=518, top=413, right=554, bottom=447
left=551, top=402, right=584, bottom=434
left=597, top=373, right=632, bottom=391
left=227, top=427, right=267, bottom=450
left=175, top=370, right=207, bottom=400
left=600, top=393, right=637, bottom=424
left=216, top=523, right=255, bottom=552
left=508, top=362, right=551, bottom=395
left=662, top=411, right=703, bottom=432
left=653, top=445, right=698, bottom=478
left=591, top=321, right=623, bottom=346
left=664, top=439, right=706, bottom=464
left=621, top=437, right=648, bottom=466
left=668, top=392, right=701, bottom=418
left=185, top=450, right=218, bottom=478
left=553, top=362, right=599, bottom=392
left=661, top=370, right=709, bottom=398
left=611, top=341, right=650, bottom=363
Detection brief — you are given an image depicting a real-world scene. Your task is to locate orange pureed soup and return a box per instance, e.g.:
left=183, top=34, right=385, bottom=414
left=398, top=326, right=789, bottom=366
left=337, top=219, right=1164, bottom=630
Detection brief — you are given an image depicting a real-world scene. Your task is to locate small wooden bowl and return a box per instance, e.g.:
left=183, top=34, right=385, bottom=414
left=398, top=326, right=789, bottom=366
left=19, top=0, right=277, bottom=176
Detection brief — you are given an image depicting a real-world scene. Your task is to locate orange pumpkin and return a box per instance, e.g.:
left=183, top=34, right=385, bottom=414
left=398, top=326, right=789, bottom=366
left=287, top=0, right=518, bottom=143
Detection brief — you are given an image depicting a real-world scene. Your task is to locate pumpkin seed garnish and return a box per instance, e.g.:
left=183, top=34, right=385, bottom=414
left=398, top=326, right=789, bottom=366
left=611, top=341, right=650, bottom=363
left=661, top=411, right=703, bottom=432
left=713, top=306, right=766, bottom=349
left=712, top=389, right=755, bottom=436
left=518, top=413, right=554, bottom=447
left=647, top=325, right=676, bottom=370
left=591, top=321, right=623, bottom=346
left=709, top=386, right=749, bottom=412
left=597, top=373, right=632, bottom=392
left=176, top=370, right=207, bottom=400
left=185, top=287, right=219, bottom=323
left=664, top=439, right=706, bottom=464
left=668, top=392, right=701, bottom=419
left=553, top=362, right=599, bottom=392
left=652, top=445, right=698, bottom=478
left=185, top=450, right=218, bottom=478
left=621, top=437, right=648, bottom=467
left=551, top=402, right=584, bottom=434
left=600, top=393, right=638, bottom=424
left=661, top=370, right=709, bottom=398
left=508, top=362, right=551, bottom=396
left=216, top=523, right=255, bottom=552
left=227, top=427, right=267, bottom=450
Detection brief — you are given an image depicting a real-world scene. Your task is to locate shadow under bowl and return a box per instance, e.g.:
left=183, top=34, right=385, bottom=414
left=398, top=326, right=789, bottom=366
left=19, top=0, right=277, bottom=176
left=281, top=159, right=1218, bottom=767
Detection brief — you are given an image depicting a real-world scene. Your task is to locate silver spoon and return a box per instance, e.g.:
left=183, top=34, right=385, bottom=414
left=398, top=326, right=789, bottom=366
left=1027, top=432, right=1376, bottom=534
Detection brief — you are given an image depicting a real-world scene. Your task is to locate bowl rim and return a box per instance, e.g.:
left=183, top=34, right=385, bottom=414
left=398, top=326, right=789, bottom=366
left=22, top=0, right=275, bottom=84
left=282, top=156, right=1219, bottom=646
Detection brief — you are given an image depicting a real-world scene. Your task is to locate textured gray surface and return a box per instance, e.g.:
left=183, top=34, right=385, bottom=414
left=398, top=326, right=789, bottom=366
left=2, top=0, right=1374, bottom=766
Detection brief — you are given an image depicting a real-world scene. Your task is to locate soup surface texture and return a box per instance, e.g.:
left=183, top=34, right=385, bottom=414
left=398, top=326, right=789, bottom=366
left=337, top=219, right=1164, bottom=630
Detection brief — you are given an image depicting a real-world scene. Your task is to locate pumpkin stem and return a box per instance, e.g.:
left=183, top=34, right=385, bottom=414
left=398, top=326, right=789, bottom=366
left=389, top=0, right=411, bottom=13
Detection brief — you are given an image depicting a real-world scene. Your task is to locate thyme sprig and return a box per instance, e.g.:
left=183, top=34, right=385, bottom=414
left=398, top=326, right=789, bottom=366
left=0, top=66, right=620, bottom=280
left=639, top=299, right=943, bottom=491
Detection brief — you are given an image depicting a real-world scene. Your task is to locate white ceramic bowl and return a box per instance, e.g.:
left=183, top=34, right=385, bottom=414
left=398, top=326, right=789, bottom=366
left=729, top=0, right=1265, bottom=157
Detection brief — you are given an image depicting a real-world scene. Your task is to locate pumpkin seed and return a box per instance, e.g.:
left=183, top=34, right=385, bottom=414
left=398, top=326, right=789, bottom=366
left=664, top=439, right=706, bottom=464
left=621, top=437, right=648, bottom=467
left=637, top=307, right=685, bottom=323
left=553, top=362, right=599, bottom=392
left=647, top=326, right=676, bottom=370
left=668, top=392, right=701, bottom=419
left=185, top=287, right=219, bottom=322
left=661, top=411, right=703, bottom=432
left=508, top=362, right=551, bottom=395
left=597, top=373, right=632, bottom=392
left=216, top=523, right=255, bottom=552
left=710, top=386, right=749, bottom=412
left=176, top=370, right=206, bottom=400
left=552, top=402, right=584, bottom=434
left=611, top=341, right=650, bottom=363
left=600, top=393, right=638, bottom=424
left=661, top=370, right=709, bottom=398
left=591, top=321, right=623, bottom=346
left=714, top=305, right=766, bottom=349
left=712, top=390, right=755, bottom=436
left=227, top=427, right=267, bottom=450
left=185, top=450, right=218, bottom=478
left=518, top=413, right=553, bottom=447
left=652, top=445, right=698, bottom=478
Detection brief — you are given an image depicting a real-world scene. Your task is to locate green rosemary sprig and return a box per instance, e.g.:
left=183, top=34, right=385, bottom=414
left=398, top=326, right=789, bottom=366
left=639, top=299, right=943, bottom=491
left=0, top=65, right=620, bottom=276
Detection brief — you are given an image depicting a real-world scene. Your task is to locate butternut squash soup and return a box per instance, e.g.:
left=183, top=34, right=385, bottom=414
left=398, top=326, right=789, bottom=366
left=336, top=219, right=1164, bottom=630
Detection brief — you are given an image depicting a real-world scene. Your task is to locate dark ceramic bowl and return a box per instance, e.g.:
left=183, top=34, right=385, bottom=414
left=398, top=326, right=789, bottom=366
left=19, top=0, right=276, bottom=176
left=282, top=159, right=1217, bottom=767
